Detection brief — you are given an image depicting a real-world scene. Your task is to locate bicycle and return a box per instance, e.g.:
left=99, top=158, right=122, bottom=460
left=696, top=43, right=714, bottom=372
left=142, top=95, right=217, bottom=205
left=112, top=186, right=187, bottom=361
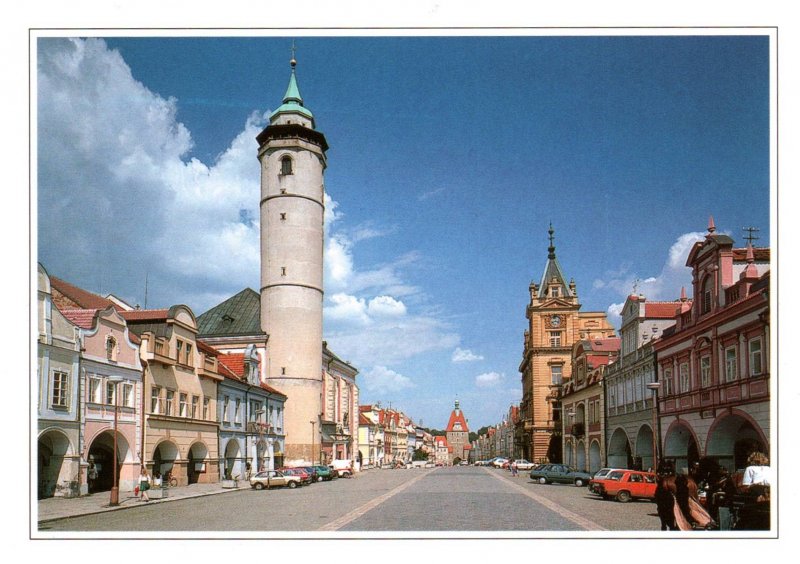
left=162, top=470, right=178, bottom=488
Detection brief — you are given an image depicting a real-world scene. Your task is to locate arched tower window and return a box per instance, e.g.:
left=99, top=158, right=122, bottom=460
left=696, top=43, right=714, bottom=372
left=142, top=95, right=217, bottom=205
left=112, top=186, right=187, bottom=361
left=280, top=155, right=293, bottom=175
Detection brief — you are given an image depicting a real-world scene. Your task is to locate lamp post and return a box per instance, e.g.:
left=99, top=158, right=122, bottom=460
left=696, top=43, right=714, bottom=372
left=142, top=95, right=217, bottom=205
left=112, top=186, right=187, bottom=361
left=310, top=420, right=316, bottom=466
left=646, top=382, right=661, bottom=472
left=108, top=376, right=123, bottom=506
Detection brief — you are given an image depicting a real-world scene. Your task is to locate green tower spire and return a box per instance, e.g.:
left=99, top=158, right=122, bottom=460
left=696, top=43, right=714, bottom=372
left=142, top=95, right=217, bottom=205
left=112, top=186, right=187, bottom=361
left=270, top=51, right=314, bottom=123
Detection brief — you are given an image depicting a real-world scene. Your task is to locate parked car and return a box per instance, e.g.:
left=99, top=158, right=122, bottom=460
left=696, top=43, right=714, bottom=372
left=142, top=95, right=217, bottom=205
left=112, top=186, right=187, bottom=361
left=278, top=467, right=312, bottom=485
left=492, top=458, right=510, bottom=468
left=312, top=465, right=334, bottom=481
left=529, top=464, right=593, bottom=486
left=511, top=459, right=535, bottom=471
left=591, top=469, right=657, bottom=502
left=588, top=468, right=617, bottom=494
left=329, top=464, right=353, bottom=478
left=250, top=470, right=301, bottom=490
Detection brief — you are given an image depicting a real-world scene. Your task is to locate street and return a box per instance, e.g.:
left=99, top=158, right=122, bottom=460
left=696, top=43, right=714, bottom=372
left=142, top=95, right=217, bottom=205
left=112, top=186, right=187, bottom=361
left=39, top=466, right=662, bottom=533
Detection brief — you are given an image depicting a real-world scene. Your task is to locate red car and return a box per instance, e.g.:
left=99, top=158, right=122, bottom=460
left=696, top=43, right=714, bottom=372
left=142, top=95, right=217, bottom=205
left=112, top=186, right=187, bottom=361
left=591, top=469, right=657, bottom=502
left=278, top=467, right=312, bottom=485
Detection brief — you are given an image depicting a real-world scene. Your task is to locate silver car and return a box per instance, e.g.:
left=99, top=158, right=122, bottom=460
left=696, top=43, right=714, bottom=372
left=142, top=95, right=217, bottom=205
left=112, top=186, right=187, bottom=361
left=250, top=470, right=301, bottom=490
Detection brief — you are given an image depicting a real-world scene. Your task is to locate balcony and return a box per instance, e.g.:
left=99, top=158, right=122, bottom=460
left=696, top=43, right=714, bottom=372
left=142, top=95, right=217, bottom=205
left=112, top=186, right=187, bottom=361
left=197, top=354, right=223, bottom=381
left=142, top=334, right=175, bottom=366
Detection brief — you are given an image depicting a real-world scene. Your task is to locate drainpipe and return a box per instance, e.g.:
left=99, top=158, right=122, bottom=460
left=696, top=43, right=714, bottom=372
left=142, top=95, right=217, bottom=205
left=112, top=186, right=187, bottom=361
left=140, top=358, right=148, bottom=472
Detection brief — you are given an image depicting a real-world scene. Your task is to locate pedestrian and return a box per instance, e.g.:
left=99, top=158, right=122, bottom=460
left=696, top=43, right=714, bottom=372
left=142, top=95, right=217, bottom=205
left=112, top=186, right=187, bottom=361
left=511, top=461, right=518, bottom=477
left=138, top=466, right=151, bottom=502
left=87, top=461, right=98, bottom=493
left=741, top=451, right=772, bottom=502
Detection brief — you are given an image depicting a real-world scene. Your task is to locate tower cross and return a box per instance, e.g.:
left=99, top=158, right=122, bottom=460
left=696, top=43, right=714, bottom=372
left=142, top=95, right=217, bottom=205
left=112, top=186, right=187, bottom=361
left=632, top=278, right=640, bottom=294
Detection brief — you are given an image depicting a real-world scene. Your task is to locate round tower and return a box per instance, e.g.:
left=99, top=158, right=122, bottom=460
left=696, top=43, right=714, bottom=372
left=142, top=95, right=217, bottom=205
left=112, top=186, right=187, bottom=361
left=257, top=55, right=328, bottom=463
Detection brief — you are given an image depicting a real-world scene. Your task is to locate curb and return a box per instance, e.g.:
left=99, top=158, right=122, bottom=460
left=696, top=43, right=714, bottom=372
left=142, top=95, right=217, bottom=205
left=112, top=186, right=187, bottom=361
left=37, top=486, right=247, bottom=525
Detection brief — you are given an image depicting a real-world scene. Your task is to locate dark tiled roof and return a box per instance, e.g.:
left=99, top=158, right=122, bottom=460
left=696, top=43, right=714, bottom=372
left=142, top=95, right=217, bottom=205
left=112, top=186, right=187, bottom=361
left=538, top=257, right=573, bottom=299
left=196, top=288, right=265, bottom=338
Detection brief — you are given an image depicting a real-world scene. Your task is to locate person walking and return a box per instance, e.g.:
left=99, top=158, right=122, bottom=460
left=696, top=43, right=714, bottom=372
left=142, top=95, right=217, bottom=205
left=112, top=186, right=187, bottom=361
left=138, top=466, right=151, bottom=502
left=87, top=461, right=98, bottom=493
left=511, top=460, right=518, bottom=477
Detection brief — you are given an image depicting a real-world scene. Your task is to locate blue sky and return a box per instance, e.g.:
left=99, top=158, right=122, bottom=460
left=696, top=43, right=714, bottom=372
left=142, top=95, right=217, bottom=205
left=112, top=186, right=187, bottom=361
left=36, top=34, right=771, bottom=430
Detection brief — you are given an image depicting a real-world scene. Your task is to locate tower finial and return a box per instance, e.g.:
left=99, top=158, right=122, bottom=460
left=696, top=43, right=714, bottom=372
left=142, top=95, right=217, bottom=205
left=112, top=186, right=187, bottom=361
left=547, top=222, right=556, bottom=260
left=290, top=40, right=297, bottom=68
left=707, top=215, right=716, bottom=235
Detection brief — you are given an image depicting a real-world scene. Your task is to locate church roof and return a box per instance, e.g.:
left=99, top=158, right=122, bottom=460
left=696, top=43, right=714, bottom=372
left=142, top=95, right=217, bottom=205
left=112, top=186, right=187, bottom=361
left=445, top=401, right=469, bottom=433
left=537, top=224, right=574, bottom=299
left=269, top=58, right=314, bottom=122
left=196, top=288, right=265, bottom=338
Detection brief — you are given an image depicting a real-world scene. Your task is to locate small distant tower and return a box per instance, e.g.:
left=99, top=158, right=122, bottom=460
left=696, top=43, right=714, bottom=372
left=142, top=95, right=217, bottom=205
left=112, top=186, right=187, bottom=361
left=445, top=400, right=470, bottom=464
left=257, top=52, right=328, bottom=462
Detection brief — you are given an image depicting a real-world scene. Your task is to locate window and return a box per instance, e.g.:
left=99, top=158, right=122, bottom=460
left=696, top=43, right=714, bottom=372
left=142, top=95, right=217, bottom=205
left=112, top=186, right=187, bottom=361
left=250, top=400, right=263, bottom=422
left=235, top=398, right=241, bottom=424
left=679, top=363, right=690, bottom=393
left=89, top=375, right=102, bottom=403
left=550, top=365, right=562, bottom=385
left=185, top=343, right=193, bottom=367
left=280, top=212, right=287, bottom=221
left=166, top=390, right=175, bottom=416
left=106, top=336, right=117, bottom=361
left=549, top=331, right=562, bottom=347
left=191, top=395, right=199, bottom=419
left=176, top=340, right=183, bottom=363
left=281, top=155, right=293, bottom=175
left=609, top=386, right=616, bottom=408
left=203, top=397, right=210, bottom=420
left=122, top=383, right=134, bottom=408
left=223, top=396, right=230, bottom=421
left=51, top=371, right=69, bottom=408
left=700, top=356, right=711, bottom=388
left=663, top=368, right=673, bottom=396
left=106, top=381, right=116, bottom=405
left=749, top=338, right=763, bottom=376
left=151, top=386, right=162, bottom=414
left=589, top=402, right=595, bottom=424
left=551, top=286, right=560, bottom=297
left=180, top=393, right=188, bottom=417
left=725, top=347, right=738, bottom=382
left=701, top=277, right=712, bottom=315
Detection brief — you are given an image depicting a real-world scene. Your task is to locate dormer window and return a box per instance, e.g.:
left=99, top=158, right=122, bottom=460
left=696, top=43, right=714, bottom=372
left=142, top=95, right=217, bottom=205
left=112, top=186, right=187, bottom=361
left=551, top=286, right=560, bottom=297
left=106, top=335, right=117, bottom=361
left=280, top=155, right=293, bottom=175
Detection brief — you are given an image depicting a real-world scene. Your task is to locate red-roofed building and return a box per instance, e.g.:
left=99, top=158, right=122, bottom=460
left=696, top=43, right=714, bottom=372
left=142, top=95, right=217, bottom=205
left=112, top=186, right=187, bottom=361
left=216, top=345, right=288, bottom=477
left=653, top=221, right=771, bottom=474
left=561, top=337, right=620, bottom=472
left=358, top=405, right=385, bottom=468
left=445, top=400, right=470, bottom=464
left=433, top=436, right=450, bottom=466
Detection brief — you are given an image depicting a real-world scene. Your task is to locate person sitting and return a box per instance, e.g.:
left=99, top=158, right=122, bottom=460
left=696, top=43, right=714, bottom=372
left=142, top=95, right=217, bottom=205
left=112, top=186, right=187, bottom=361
left=740, top=452, right=772, bottom=502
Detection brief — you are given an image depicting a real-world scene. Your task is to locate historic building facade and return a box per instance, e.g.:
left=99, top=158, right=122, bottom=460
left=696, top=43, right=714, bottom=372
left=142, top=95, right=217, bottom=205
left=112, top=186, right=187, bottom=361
left=653, top=220, right=770, bottom=474
left=561, top=337, right=619, bottom=473
left=605, top=293, right=683, bottom=471
left=216, top=345, right=287, bottom=479
left=123, top=306, right=222, bottom=486
left=321, top=343, right=359, bottom=466
left=445, top=400, right=471, bottom=464
left=37, top=265, right=83, bottom=498
left=516, top=225, right=616, bottom=463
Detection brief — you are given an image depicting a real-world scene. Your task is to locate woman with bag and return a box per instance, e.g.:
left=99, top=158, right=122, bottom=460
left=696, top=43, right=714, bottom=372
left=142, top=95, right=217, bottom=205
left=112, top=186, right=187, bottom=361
left=138, top=467, right=151, bottom=502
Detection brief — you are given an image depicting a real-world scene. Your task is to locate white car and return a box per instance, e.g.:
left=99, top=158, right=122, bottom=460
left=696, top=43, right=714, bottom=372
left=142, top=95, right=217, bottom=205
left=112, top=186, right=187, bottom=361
left=492, top=458, right=509, bottom=468
left=511, top=459, right=535, bottom=471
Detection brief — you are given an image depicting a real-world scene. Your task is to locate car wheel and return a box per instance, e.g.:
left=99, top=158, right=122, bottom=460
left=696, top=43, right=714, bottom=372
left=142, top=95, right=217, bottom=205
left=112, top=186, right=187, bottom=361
left=538, top=477, right=548, bottom=485
left=616, top=490, right=632, bottom=503
left=574, top=478, right=585, bottom=487
left=254, top=482, right=264, bottom=491
left=288, top=481, right=298, bottom=489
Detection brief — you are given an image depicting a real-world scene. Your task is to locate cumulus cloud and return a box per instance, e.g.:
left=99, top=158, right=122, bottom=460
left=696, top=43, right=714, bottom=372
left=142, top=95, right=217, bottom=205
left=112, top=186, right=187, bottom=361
left=476, top=372, right=504, bottom=388
left=606, top=302, right=625, bottom=327
left=592, top=232, right=705, bottom=303
left=37, top=38, right=261, bottom=311
left=362, top=366, right=415, bottom=393
left=452, top=348, right=484, bottom=362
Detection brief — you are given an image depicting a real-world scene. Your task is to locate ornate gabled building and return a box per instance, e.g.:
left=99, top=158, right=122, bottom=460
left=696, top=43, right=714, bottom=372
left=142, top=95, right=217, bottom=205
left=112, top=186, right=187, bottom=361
left=445, top=400, right=470, bottom=464
left=653, top=219, right=770, bottom=474
left=516, top=225, right=616, bottom=463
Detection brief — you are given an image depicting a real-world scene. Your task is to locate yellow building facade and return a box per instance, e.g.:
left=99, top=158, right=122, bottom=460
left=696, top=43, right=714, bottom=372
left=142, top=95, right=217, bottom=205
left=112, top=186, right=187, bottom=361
left=516, top=225, right=616, bottom=463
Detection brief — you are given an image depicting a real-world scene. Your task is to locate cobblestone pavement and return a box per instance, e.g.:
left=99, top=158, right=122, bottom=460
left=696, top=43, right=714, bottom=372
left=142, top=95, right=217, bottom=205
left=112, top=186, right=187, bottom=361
left=37, top=466, right=663, bottom=534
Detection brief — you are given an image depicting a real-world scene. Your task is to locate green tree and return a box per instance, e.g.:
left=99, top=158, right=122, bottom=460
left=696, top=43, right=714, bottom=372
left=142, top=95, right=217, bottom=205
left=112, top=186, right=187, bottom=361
left=412, top=448, right=428, bottom=461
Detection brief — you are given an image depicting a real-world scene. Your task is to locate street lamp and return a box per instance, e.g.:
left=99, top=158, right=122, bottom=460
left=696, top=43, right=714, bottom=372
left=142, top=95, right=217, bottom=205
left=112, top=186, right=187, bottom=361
left=108, top=375, right=124, bottom=506
left=646, top=382, right=661, bottom=472
left=310, top=420, right=316, bottom=466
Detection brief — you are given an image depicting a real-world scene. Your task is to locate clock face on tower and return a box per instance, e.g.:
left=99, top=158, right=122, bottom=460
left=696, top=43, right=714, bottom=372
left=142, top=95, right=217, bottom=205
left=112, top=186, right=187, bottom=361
left=550, top=315, right=561, bottom=328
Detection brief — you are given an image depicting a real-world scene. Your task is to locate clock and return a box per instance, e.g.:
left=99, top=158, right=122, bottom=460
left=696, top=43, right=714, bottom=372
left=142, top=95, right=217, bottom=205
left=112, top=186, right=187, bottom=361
left=550, top=315, right=561, bottom=328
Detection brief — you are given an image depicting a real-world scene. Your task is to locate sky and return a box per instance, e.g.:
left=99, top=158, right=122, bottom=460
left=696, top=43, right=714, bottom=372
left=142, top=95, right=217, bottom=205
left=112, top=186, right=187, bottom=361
left=35, top=33, right=771, bottom=430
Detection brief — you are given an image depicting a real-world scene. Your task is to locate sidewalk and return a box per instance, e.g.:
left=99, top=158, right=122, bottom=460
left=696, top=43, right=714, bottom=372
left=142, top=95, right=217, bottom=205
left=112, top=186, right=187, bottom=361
left=37, top=482, right=248, bottom=524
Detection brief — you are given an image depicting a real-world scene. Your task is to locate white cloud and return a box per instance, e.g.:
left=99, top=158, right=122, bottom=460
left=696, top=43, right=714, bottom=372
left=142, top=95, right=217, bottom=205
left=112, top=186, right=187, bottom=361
left=368, top=295, right=407, bottom=317
left=591, top=231, right=705, bottom=304
left=452, top=348, right=484, bottom=362
left=418, top=187, right=446, bottom=201
left=362, top=366, right=415, bottom=393
left=476, top=372, right=504, bottom=388
left=607, top=302, right=625, bottom=327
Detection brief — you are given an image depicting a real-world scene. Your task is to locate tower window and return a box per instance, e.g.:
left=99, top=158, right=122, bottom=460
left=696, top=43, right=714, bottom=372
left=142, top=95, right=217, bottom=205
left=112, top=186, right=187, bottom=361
left=281, top=267, right=287, bottom=276
left=280, top=156, right=293, bottom=175
left=280, top=212, right=287, bottom=221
